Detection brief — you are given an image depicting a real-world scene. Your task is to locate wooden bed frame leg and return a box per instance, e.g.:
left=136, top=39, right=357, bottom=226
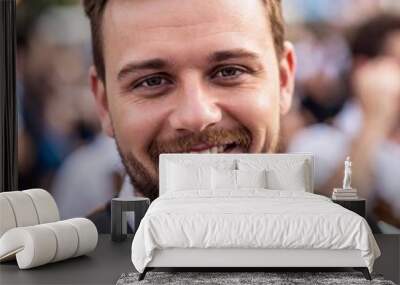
left=138, top=268, right=148, bottom=281
left=354, top=267, right=371, bottom=280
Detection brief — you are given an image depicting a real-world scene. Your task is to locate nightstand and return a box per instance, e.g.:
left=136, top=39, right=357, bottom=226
left=332, top=198, right=366, bottom=218
left=111, top=197, right=150, bottom=242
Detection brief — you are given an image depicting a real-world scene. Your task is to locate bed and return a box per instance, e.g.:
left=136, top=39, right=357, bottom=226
left=131, top=153, right=380, bottom=280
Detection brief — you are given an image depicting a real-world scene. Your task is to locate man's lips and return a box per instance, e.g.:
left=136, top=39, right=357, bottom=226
left=190, top=143, right=213, bottom=152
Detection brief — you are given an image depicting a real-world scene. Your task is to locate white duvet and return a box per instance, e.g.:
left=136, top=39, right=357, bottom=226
left=131, top=190, right=380, bottom=273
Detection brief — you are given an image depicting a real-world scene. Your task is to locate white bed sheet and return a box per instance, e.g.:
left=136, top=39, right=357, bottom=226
left=131, top=190, right=380, bottom=273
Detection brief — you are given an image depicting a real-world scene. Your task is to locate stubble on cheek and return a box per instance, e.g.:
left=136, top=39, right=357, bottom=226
left=115, top=137, right=160, bottom=201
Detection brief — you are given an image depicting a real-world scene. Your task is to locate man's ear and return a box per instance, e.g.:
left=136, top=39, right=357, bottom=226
left=279, top=41, right=296, bottom=115
left=89, top=66, right=114, bottom=137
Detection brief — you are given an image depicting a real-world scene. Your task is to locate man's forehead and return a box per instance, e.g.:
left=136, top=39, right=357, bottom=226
left=104, top=0, right=267, bottom=31
left=102, top=0, right=272, bottom=73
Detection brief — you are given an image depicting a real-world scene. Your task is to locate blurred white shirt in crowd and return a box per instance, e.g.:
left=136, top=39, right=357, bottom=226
left=118, top=175, right=135, bottom=199
left=288, top=101, right=400, bottom=218
left=51, top=135, right=123, bottom=219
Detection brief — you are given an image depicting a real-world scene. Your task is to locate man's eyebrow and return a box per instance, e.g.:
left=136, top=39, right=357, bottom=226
left=208, top=49, right=261, bottom=63
left=117, top=49, right=260, bottom=80
left=117, top=59, right=168, bottom=81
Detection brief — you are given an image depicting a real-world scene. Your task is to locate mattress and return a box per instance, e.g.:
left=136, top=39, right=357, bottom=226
left=131, top=189, right=380, bottom=273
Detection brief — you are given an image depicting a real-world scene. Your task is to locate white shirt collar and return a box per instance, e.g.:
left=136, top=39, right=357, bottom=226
left=118, top=175, right=136, bottom=199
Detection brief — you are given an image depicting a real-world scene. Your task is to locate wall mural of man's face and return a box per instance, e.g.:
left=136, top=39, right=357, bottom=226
left=90, top=0, right=296, bottom=199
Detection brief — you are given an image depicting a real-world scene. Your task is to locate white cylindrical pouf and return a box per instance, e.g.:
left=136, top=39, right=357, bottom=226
left=23, top=189, right=60, bottom=224
left=0, top=226, right=57, bottom=269
left=0, top=195, right=17, bottom=237
left=65, top=218, right=98, bottom=257
left=1, top=192, right=39, bottom=227
left=0, top=219, right=97, bottom=269
left=43, top=221, right=79, bottom=262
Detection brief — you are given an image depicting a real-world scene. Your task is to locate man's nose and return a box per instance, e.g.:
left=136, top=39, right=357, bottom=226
left=168, top=79, right=222, bottom=133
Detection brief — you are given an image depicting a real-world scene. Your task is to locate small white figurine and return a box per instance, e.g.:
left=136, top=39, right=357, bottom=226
left=342, top=156, right=352, bottom=190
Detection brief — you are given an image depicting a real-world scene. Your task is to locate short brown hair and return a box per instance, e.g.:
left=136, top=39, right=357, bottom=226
left=83, top=0, right=285, bottom=82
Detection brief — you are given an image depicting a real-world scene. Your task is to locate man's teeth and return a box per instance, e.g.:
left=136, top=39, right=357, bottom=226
left=189, top=145, right=231, bottom=154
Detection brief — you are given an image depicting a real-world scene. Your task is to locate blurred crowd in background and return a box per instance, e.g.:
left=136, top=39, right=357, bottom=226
left=16, top=0, right=400, bottom=233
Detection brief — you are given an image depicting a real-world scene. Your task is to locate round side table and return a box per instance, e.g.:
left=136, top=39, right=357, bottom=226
left=111, top=197, right=150, bottom=242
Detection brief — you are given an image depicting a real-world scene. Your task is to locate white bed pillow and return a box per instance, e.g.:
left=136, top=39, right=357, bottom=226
left=212, top=168, right=237, bottom=190
left=167, top=162, right=212, bottom=191
left=238, top=159, right=308, bottom=191
left=236, top=169, right=267, bottom=189
left=267, top=165, right=307, bottom=191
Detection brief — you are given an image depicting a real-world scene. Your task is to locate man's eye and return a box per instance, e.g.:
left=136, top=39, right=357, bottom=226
left=213, top=67, right=245, bottom=79
left=134, top=76, right=171, bottom=89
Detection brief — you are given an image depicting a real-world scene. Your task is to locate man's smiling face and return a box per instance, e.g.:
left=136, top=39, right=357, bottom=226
left=90, top=0, right=296, bottom=199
